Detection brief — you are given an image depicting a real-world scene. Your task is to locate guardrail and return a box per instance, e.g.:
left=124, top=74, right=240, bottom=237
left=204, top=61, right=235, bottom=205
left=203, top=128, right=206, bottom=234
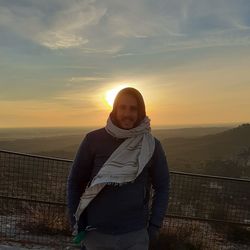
left=0, top=150, right=249, bottom=249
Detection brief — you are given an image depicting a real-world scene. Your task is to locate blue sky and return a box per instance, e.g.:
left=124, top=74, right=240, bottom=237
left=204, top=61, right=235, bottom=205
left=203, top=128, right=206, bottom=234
left=0, top=0, right=250, bottom=127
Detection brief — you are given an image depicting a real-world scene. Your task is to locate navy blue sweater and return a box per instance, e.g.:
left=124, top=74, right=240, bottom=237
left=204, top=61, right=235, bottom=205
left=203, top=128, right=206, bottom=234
left=67, top=128, right=169, bottom=234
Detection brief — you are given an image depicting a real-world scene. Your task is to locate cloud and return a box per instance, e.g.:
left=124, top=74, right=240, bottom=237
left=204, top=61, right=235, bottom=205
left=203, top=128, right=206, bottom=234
left=69, top=76, right=110, bottom=82
left=180, top=1, right=250, bottom=35
left=39, top=32, right=89, bottom=49
left=0, top=0, right=107, bottom=49
left=101, top=0, right=187, bottom=38
left=0, top=0, right=249, bottom=53
left=79, top=46, right=122, bottom=54
left=98, top=0, right=250, bottom=54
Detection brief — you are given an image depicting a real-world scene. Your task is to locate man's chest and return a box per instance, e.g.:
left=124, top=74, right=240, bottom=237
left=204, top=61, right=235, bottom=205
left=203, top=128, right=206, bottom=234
left=90, top=138, right=124, bottom=178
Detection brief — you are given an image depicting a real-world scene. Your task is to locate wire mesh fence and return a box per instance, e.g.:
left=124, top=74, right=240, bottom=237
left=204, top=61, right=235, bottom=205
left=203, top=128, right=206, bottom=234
left=0, top=149, right=250, bottom=249
left=0, top=150, right=72, bottom=248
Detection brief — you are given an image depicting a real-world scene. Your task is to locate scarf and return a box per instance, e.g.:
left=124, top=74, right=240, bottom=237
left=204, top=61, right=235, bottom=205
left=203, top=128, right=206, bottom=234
left=73, top=115, right=155, bottom=235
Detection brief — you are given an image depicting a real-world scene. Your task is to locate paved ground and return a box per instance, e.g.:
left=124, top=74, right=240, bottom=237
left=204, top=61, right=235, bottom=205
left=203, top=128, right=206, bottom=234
left=0, top=242, right=75, bottom=250
left=0, top=242, right=74, bottom=249
left=0, top=244, right=50, bottom=249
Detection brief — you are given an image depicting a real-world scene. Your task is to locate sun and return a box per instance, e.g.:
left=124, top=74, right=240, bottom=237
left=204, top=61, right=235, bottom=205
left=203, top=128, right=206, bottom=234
left=105, top=85, right=128, bottom=108
left=105, top=89, right=118, bottom=107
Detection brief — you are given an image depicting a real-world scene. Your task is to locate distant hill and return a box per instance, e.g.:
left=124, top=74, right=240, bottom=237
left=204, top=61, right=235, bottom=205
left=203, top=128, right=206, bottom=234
left=163, top=124, right=250, bottom=175
left=152, top=126, right=231, bottom=139
left=0, top=134, right=85, bottom=159
left=0, top=127, right=91, bottom=140
left=0, top=126, right=230, bottom=158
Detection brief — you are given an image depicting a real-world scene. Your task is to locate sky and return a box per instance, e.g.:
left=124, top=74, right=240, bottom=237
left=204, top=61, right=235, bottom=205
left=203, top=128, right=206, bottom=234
left=0, top=0, right=250, bottom=128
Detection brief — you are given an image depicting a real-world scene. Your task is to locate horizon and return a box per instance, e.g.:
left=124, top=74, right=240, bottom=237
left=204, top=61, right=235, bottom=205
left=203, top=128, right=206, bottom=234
left=0, top=121, right=245, bottom=130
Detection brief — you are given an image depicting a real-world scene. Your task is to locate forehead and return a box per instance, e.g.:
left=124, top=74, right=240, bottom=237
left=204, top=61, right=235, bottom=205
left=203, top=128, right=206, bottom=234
left=117, top=94, right=138, bottom=106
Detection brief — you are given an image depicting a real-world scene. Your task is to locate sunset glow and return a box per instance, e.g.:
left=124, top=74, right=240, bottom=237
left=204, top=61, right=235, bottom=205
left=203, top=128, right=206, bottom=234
left=105, top=85, right=129, bottom=108
left=0, top=0, right=250, bottom=128
left=105, top=89, right=117, bottom=107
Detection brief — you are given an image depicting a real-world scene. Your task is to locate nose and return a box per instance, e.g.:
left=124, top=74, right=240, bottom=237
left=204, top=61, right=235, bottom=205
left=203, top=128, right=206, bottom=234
left=123, top=108, right=133, bottom=117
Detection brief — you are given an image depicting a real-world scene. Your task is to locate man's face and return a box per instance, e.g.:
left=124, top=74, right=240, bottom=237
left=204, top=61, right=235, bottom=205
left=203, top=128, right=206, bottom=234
left=116, top=94, right=139, bottom=129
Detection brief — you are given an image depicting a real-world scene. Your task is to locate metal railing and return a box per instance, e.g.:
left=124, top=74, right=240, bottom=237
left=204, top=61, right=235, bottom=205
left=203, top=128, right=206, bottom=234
left=0, top=149, right=249, bottom=249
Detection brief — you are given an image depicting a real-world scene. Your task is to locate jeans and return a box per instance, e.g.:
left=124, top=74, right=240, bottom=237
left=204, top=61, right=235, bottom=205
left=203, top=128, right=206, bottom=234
left=81, top=228, right=149, bottom=250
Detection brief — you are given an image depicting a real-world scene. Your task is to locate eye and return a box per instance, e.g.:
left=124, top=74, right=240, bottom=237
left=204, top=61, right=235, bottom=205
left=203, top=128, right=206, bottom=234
left=119, top=104, right=126, bottom=110
left=130, top=106, right=138, bottom=111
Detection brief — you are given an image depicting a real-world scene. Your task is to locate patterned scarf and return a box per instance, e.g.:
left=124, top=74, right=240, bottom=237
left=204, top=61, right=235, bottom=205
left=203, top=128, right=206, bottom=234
left=73, top=115, right=155, bottom=235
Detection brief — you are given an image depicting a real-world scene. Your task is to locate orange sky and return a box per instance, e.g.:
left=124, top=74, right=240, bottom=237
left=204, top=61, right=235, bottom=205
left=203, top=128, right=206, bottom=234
left=0, top=1, right=250, bottom=128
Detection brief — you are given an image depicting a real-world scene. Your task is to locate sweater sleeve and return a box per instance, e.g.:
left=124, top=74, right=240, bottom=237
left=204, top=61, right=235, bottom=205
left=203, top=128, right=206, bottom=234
left=149, top=139, right=170, bottom=228
left=67, top=134, right=94, bottom=229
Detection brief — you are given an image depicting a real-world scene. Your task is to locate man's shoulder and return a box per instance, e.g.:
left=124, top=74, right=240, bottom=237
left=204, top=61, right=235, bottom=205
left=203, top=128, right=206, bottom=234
left=86, top=127, right=107, bottom=139
left=152, top=136, right=161, bottom=146
left=152, top=136, right=165, bottom=154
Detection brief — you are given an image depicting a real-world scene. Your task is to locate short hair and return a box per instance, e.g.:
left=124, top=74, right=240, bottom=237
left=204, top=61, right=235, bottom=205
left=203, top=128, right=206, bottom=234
left=110, top=87, right=146, bottom=127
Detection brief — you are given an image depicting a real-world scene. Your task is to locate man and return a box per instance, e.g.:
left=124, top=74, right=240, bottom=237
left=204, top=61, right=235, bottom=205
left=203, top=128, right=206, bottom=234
left=67, top=87, right=169, bottom=250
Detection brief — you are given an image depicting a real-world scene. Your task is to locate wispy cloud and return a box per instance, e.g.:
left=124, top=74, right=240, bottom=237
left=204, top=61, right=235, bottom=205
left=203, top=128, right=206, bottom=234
left=39, top=32, right=89, bottom=50
left=0, top=0, right=249, bottom=53
left=0, top=0, right=107, bottom=49
left=69, top=76, right=110, bottom=82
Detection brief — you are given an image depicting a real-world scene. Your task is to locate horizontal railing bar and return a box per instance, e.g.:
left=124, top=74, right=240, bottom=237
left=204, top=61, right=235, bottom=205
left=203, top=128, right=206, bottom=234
left=167, top=214, right=250, bottom=226
left=170, top=170, right=250, bottom=182
left=0, top=195, right=66, bottom=206
left=0, top=149, right=72, bottom=162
